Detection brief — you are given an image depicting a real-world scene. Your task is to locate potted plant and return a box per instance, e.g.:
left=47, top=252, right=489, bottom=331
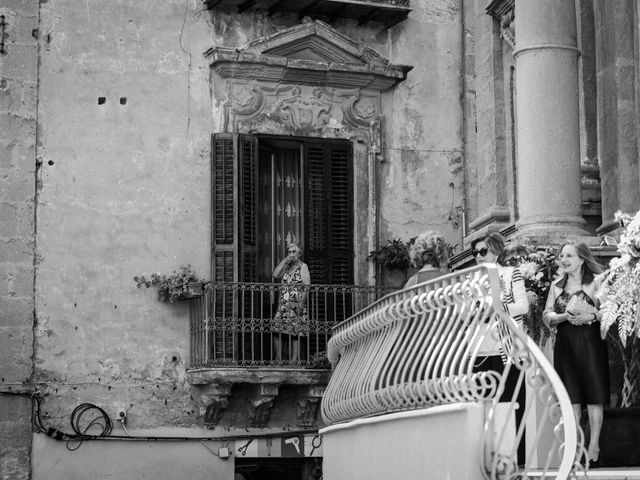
left=134, top=265, right=208, bottom=303
left=596, top=209, right=640, bottom=466
left=368, top=238, right=412, bottom=287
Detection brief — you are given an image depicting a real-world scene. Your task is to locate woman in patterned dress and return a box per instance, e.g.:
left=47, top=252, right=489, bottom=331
left=543, top=242, right=607, bottom=466
left=272, top=243, right=311, bottom=361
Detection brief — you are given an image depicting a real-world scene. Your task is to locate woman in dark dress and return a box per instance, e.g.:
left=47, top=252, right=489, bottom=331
left=543, top=242, right=608, bottom=465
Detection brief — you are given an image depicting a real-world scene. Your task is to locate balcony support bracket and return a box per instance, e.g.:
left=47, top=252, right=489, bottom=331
left=198, top=383, right=232, bottom=426
left=248, top=384, right=280, bottom=427
left=296, top=386, right=326, bottom=427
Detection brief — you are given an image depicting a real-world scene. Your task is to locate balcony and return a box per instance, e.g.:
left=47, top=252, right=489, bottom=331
left=203, top=0, right=411, bottom=28
left=187, top=282, right=395, bottom=384
left=186, top=282, right=395, bottom=426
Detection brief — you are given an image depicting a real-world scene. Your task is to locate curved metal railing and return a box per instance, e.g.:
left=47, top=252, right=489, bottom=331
left=321, top=264, right=587, bottom=480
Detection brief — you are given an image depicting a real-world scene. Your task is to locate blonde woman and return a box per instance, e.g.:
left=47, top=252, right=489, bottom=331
left=543, top=241, right=607, bottom=466
left=404, top=231, right=450, bottom=288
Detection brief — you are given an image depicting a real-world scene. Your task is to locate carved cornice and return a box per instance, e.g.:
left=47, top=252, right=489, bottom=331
left=206, top=20, right=412, bottom=92
left=208, top=48, right=411, bottom=91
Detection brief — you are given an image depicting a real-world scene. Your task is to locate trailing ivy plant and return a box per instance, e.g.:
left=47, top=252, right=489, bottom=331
left=134, top=265, right=208, bottom=303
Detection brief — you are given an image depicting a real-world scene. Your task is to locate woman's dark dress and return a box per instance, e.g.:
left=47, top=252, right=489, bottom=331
left=553, top=290, right=609, bottom=405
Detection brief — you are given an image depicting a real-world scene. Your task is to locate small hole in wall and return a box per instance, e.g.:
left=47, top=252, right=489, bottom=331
left=120, top=97, right=127, bottom=105
left=172, top=356, right=178, bottom=362
left=47, top=160, right=54, bottom=166
left=98, top=97, right=106, bottom=105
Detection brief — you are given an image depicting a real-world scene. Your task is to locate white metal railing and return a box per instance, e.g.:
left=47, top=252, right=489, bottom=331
left=321, top=265, right=588, bottom=480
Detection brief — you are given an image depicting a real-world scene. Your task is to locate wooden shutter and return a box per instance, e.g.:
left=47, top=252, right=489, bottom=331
left=305, top=140, right=354, bottom=286
left=211, top=133, right=258, bottom=283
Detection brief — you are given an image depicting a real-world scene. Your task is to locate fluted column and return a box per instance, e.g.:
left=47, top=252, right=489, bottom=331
left=514, top=0, right=588, bottom=241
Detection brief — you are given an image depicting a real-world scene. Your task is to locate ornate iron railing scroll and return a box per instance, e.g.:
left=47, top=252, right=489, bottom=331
left=320, top=265, right=587, bottom=480
left=188, top=282, right=395, bottom=369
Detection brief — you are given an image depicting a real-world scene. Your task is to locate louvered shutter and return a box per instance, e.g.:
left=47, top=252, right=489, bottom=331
left=305, top=141, right=354, bottom=286
left=211, top=133, right=258, bottom=283
left=211, top=133, right=258, bottom=363
left=305, top=140, right=354, bottom=337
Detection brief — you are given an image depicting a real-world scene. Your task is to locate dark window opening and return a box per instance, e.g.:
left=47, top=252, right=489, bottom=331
left=211, top=133, right=354, bottom=286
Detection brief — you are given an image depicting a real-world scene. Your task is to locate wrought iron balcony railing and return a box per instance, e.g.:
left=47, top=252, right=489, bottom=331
left=188, top=282, right=395, bottom=369
left=320, top=265, right=588, bottom=479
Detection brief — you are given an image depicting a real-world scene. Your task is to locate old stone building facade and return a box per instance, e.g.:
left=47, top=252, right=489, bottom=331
left=1, top=0, right=639, bottom=479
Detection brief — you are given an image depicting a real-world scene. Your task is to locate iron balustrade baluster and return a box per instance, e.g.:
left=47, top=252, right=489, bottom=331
left=320, top=265, right=587, bottom=480
left=189, top=282, right=394, bottom=368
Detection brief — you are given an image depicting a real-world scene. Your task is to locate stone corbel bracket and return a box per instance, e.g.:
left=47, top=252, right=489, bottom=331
left=248, top=384, right=280, bottom=428
left=296, top=386, right=326, bottom=428
left=486, top=0, right=515, bottom=49
left=197, top=383, right=232, bottom=426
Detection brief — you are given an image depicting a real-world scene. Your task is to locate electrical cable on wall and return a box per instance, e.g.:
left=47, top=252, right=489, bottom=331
left=32, top=393, right=321, bottom=447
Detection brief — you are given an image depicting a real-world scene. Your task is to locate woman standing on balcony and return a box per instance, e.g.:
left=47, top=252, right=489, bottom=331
left=543, top=242, right=607, bottom=466
left=404, top=230, right=450, bottom=287
left=272, top=242, right=311, bottom=361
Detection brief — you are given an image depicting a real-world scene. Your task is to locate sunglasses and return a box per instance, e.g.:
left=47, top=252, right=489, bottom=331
left=473, top=247, right=489, bottom=257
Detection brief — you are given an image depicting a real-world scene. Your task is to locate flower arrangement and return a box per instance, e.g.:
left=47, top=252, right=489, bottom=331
left=134, top=265, right=208, bottom=303
left=505, top=245, right=558, bottom=348
left=598, top=209, right=640, bottom=406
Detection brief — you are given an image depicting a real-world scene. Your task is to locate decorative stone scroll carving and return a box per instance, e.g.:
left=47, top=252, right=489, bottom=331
left=224, top=82, right=380, bottom=143
left=486, top=0, right=515, bottom=50
left=500, top=9, right=515, bottom=50
left=280, top=87, right=332, bottom=131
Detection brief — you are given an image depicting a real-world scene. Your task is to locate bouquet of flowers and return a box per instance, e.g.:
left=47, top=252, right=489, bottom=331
left=599, top=210, right=640, bottom=344
left=598, top=210, right=640, bottom=406
left=505, top=245, right=558, bottom=347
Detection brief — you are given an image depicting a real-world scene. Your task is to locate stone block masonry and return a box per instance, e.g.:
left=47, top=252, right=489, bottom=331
left=0, top=0, right=38, bottom=479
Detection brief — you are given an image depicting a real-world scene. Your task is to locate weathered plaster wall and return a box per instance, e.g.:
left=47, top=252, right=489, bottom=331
left=34, top=0, right=213, bottom=431
left=0, top=0, right=38, bottom=478
left=380, top=0, right=465, bottom=249
left=26, top=0, right=466, bottom=477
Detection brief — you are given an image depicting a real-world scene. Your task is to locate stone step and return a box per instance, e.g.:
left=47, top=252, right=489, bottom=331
left=528, top=468, right=640, bottom=480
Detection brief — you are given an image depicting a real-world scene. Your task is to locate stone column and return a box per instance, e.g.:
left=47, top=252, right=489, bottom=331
left=514, top=0, right=588, bottom=242
left=593, top=0, right=640, bottom=234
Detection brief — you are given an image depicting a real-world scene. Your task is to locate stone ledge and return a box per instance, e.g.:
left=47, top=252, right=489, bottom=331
left=186, top=367, right=331, bottom=386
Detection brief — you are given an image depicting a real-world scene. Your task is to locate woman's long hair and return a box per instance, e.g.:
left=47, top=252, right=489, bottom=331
left=561, top=241, right=604, bottom=284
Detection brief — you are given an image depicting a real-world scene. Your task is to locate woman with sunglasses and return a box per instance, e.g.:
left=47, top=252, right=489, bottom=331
left=542, top=241, right=607, bottom=466
left=404, top=230, right=450, bottom=287
left=471, top=232, right=529, bottom=326
left=471, top=232, right=529, bottom=463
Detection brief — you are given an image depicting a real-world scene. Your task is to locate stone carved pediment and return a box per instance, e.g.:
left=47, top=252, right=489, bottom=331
left=206, top=19, right=412, bottom=91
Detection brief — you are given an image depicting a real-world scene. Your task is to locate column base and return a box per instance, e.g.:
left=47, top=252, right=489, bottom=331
left=513, top=215, right=595, bottom=245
